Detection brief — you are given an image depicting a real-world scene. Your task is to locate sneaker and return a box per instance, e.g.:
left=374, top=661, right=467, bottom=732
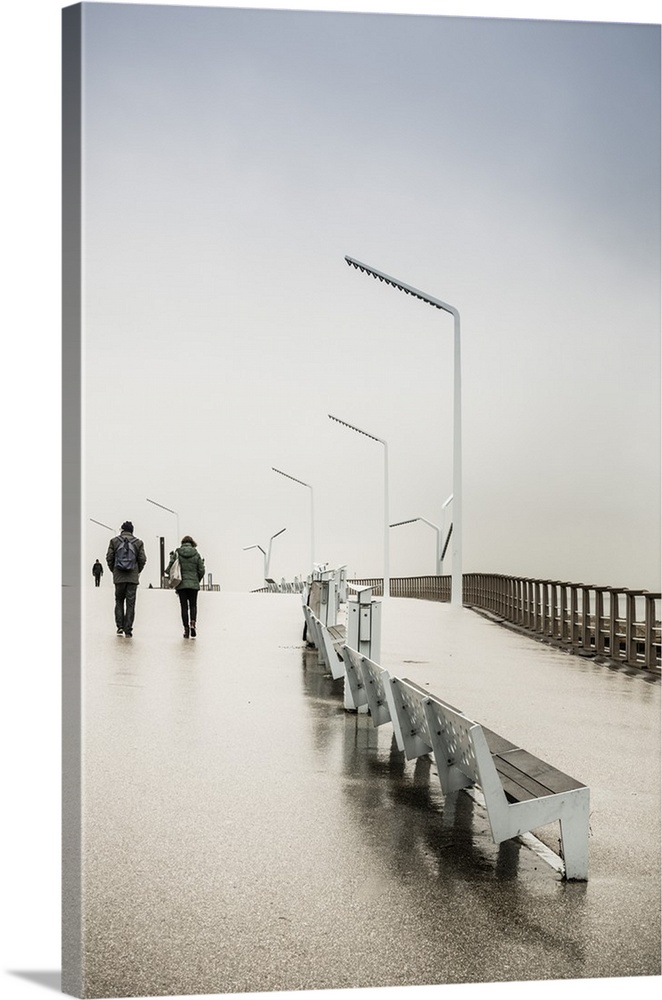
left=116, top=627, right=123, bottom=635
left=190, top=623, right=197, bottom=638
left=124, top=631, right=133, bottom=638
left=183, top=627, right=190, bottom=639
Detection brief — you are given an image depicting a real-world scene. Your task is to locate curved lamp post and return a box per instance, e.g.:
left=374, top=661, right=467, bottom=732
left=243, top=527, right=287, bottom=580
left=345, top=255, right=463, bottom=606
left=390, top=517, right=441, bottom=576
left=243, top=543, right=267, bottom=580
left=390, top=495, right=453, bottom=576
left=272, top=468, right=314, bottom=572
left=329, top=413, right=390, bottom=599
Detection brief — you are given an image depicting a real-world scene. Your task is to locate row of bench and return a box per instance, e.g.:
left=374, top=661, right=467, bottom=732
left=302, top=603, right=590, bottom=881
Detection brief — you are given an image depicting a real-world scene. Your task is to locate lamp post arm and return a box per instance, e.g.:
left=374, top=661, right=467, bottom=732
left=345, top=256, right=459, bottom=319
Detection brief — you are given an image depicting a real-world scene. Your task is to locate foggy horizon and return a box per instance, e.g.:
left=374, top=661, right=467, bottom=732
left=80, top=2, right=660, bottom=593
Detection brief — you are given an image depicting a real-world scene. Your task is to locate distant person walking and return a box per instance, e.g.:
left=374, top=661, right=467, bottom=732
left=106, top=521, right=147, bottom=637
left=166, top=536, right=205, bottom=638
left=92, top=559, right=104, bottom=587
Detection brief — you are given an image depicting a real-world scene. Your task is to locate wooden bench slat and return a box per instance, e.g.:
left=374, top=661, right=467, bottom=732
left=496, top=749, right=587, bottom=793
left=493, top=758, right=557, bottom=800
left=327, top=624, right=346, bottom=642
left=493, top=755, right=579, bottom=802
left=496, top=771, right=541, bottom=803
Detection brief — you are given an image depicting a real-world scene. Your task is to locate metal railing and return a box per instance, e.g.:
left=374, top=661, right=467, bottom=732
left=347, top=574, right=661, bottom=673
left=348, top=575, right=451, bottom=602
left=252, top=579, right=307, bottom=594
left=463, top=574, right=660, bottom=672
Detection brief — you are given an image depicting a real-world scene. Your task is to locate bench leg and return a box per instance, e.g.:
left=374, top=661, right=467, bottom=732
left=382, top=675, right=432, bottom=760
left=558, top=789, right=590, bottom=881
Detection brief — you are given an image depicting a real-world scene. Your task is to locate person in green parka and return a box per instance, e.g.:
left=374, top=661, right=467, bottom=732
left=166, top=535, right=206, bottom=638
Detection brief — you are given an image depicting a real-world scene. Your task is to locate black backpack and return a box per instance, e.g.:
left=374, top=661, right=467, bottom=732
left=115, top=536, right=137, bottom=572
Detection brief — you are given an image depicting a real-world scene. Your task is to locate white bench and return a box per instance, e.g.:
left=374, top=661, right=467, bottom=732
left=303, top=605, right=346, bottom=681
left=384, top=674, right=590, bottom=881
left=333, top=645, right=589, bottom=880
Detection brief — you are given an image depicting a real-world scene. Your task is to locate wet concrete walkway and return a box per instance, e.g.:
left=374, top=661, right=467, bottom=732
left=81, top=588, right=660, bottom=998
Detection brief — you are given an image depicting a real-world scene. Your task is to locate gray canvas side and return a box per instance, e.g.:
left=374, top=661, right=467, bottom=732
left=62, top=3, right=83, bottom=996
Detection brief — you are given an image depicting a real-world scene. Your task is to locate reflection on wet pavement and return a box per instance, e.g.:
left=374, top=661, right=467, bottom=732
left=79, top=590, right=660, bottom=997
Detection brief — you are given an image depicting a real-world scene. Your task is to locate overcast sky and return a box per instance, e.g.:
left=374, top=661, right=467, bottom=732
left=76, top=1, right=660, bottom=593
left=0, top=3, right=660, bottom=998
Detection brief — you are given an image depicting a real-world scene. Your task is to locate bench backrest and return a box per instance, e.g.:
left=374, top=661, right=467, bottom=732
left=383, top=675, right=497, bottom=795
left=340, top=645, right=369, bottom=710
left=305, top=607, right=346, bottom=680
left=342, top=646, right=391, bottom=726
left=421, top=691, right=482, bottom=784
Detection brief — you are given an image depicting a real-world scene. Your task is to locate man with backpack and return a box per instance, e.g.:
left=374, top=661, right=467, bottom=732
left=106, top=520, right=147, bottom=637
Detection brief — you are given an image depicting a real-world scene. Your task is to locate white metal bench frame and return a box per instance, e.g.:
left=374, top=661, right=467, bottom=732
left=341, top=646, right=391, bottom=725
left=303, top=606, right=346, bottom=681
left=384, top=673, right=590, bottom=880
left=299, top=611, right=591, bottom=880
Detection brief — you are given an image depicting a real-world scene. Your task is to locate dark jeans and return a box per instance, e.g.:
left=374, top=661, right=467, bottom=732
left=177, top=588, right=198, bottom=628
left=114, top=582, right=138, bottom=632
left=94, top=575, right=101, bottom=587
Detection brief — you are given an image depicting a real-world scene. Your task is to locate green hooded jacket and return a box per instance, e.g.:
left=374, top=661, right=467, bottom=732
left=167, top=542, right=205, bottom=590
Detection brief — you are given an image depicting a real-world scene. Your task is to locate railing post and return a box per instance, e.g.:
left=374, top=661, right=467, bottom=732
left=524, top=579, right=533, bottom=629
left=609, top=588, right=621, bottom=662
left=644, top=593, right=661, bottom=671
left=559, top=583, right=569, bottom=642
left=594, top=588, right=605, bottom=655
left=625, top=591, right=637, bottom=666
left=581, top=585, right=593, bottom=652
left=540, top=580, right=548, bottom=636
left=570, top=585, right=580, bottom=648
left=532, top=580, right=540, bottom=633
left=549, top=581, right=559, bottom=639
left=624, top=590, right=646, bottom=667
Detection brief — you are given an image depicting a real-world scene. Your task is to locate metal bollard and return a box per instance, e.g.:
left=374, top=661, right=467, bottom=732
left=318, top=568, right=339, bottom=628
left=345, top=585, right=382, bottom=711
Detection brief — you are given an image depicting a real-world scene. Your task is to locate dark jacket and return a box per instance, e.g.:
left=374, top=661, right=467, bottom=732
left=166, top=542, right=205, bottom=590
left=92, top=560, right=103, bottom=577
left=106, top=531, right=147, bottom=585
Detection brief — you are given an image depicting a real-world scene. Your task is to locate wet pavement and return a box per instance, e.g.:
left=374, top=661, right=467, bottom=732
left=80, top=588, right=660, bottom=998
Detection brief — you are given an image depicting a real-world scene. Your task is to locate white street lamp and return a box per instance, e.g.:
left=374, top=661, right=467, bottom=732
left=390, top=517, right=442, bottom=576
left=243, top=527, right=287, bottom=581
left=146, top=497, right=180, bottom=545
left=266, top=527, right=286, bottom=578
left=272, top=468, right=314, bottom=572
left=345, top=255, right=463, bottom=606
left=242, top=543, right=267, bottom=580
left=329, top=413, right=390, bottom=599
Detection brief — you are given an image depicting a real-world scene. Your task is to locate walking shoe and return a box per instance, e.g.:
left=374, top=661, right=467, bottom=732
left=124, top=631, right=133, bottom=638
left=116, top=627, right=123, bottom=635
left=190, top=622, right=197, bottom=638
left=183, top=627, right=190, bottom=638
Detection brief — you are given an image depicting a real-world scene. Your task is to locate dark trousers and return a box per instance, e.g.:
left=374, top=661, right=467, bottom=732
left=114, top=582, right=138, bottom=632
left=177, top=589, right=198, bottom=628
left=94, top=574, right=102, bottom=587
